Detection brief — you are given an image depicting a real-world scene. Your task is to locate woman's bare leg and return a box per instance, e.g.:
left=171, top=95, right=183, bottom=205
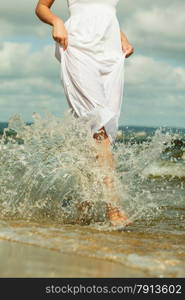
left=93, top=127, right=131, bottom=226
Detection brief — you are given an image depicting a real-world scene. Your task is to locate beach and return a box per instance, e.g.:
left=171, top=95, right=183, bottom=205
left=0, top=114, right=185, bottom=278
left=0, top=239, right=131, bottom=278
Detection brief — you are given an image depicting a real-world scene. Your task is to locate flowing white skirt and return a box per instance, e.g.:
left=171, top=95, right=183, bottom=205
left=55, top=2, right=126, bottom=144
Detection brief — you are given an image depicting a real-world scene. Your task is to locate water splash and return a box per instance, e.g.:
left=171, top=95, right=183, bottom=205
left=112, top=128, right=181, bottom=224
left=0, top=110, right=182, bottom=226
left=0, top=110, right=123, bottom=224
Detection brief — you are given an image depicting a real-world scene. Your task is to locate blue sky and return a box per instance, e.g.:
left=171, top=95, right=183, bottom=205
left=0, top=0, right=185, bottom=128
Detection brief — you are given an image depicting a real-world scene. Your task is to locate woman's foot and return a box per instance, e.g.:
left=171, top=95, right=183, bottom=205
left=107, top=204, right=132, bottom=227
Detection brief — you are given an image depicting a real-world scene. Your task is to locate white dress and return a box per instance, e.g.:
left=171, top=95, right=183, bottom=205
left=55, top=0, right=126, bottom=144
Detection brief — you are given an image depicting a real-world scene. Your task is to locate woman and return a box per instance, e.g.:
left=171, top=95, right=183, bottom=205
left=35, top=0, right=134, bottom=226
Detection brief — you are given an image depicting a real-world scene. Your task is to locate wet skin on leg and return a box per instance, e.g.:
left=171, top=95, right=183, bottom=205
left=93, top=127, right=131, bottom=227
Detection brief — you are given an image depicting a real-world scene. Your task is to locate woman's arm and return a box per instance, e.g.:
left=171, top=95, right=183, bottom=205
left=120, top=31, right=134, bottom=58
left=35, top=0, right=58, bottom=26
left=35, top=0, right=68, bottom=50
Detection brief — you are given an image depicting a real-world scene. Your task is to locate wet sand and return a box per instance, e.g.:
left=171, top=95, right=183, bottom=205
left=0, top=239, right=136, bottom=278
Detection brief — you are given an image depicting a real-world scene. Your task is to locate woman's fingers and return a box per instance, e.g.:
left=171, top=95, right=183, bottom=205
left=52, top=25, right=68, bottom=50
left=55, top=37, right=68, bottom=50
left=123, top=44, right=134, bottom=58
left=63, top=37, right=68, bottom=50
left=61, top=37, right=68, bottom=50
left=53, top=37, right=67, bottom=50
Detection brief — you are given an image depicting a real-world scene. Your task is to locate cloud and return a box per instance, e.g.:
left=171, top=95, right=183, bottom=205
left=121, top=54, right=185, bottom=127
left=0, top=42, right=58, bottom=78
left=1, top=40, right=184, bottom=127
left=119, top=0, right=185, bottom=61
left=0, top=41, right=67, bottom=122
left=0, top=0, right=184, bottom=128
left=0, top=0, right=69, bottom=38
left=125, top=55, right=185, bottom=90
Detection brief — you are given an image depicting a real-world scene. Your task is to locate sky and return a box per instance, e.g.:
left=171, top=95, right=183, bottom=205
left=0, top=0, right=185, bottom=128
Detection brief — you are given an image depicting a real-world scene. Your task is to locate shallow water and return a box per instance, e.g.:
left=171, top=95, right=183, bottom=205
left=0, top=111, right=185, bottom=277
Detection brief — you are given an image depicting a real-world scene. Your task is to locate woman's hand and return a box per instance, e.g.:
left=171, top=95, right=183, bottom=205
left=35, top=1, right=68, bottom=50
left=122, top=42, right=134, bottom=58
left=120, top=31, right=134, bottom=58
left=52, top=17, right=68, bottom=50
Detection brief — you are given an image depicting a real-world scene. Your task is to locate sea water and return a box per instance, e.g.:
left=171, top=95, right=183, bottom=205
left=0, top=110, right=184, bottom=277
